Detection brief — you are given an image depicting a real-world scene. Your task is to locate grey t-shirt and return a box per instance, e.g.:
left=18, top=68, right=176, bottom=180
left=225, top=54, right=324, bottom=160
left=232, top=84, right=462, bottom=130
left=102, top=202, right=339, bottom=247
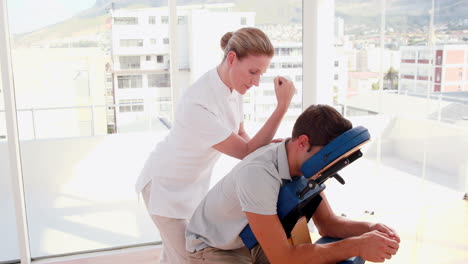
left=186, top=140, right=292, bottom=252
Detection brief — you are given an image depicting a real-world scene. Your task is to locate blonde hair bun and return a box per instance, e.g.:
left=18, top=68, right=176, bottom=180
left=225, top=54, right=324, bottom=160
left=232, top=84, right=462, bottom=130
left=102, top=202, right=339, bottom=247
left=220, top=32, right=233, bottom=50
left=220, top=27, right=274, bottom=60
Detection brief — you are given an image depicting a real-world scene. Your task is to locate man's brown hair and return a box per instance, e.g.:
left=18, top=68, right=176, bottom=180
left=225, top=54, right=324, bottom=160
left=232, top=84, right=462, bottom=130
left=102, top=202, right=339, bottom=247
left=292, top=105, right=352, bottom=151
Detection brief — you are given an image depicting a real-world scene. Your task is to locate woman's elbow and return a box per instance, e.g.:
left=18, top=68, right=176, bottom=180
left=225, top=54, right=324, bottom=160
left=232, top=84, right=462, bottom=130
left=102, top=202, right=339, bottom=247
left=235, top=153, right=248, bottom=160
left=232, top=145, right=250, bottom=160
left=240, top=142, right=256, bottom=159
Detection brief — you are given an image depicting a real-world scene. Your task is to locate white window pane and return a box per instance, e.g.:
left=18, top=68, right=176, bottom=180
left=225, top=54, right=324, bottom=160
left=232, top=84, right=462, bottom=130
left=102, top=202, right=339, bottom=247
left=334, top=2, right=468, bottom=263
left=0, top=74, right=21, bottom=262
left=113, top=17, right=138, bottom=25
left=6, top=1, right=170, bottom=258
left=175, top=2, right=303, bottom=189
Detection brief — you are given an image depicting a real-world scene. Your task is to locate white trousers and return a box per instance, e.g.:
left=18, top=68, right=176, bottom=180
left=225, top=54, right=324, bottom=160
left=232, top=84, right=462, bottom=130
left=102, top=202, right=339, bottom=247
left=142, top=183, right=188, bottom=264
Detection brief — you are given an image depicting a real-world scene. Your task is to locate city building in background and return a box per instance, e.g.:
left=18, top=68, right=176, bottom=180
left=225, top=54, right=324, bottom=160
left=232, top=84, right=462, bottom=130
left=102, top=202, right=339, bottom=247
left=245, top=41, right=303, bottom=123
left=110, top=4, right=255, bottom=132
left=399, top=45, right=468, bottom=94
left=355, top=47, right=400, bottom=73
left=2, top=1, right=468, bottom=262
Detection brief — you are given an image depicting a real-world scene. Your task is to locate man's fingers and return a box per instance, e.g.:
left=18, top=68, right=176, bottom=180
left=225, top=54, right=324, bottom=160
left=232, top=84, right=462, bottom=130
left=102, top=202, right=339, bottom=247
left=391, top=230, right=401, bottom=243
left=375, top=224, right=392, bottom=234
left=387, top=243, right=399, bottom=255
left=387, top=238, right=400, bottom=250
left=377, top=224, right=400, bottom=242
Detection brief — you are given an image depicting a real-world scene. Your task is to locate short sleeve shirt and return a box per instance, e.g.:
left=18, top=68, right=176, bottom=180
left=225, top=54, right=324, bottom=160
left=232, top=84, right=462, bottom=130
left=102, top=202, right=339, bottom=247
left=186, top=140, right=292, bottom=252
left=135, top=68, right=243, bottom=219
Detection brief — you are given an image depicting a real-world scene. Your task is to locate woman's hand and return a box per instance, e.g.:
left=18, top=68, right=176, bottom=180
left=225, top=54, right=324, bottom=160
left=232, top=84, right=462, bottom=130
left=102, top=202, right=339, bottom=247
left=274, top=76, right=295, bottom=111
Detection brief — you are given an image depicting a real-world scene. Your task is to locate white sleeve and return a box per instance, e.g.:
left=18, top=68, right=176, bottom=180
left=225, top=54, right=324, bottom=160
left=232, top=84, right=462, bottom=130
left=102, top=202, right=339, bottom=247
left=182, top=102, right=232, bottom=148
left=235, top=163, right=280, bottom=215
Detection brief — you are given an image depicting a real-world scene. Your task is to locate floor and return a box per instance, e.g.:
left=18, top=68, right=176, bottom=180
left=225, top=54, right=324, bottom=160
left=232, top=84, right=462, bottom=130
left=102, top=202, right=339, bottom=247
left=37, top=246, right=162, bottom=264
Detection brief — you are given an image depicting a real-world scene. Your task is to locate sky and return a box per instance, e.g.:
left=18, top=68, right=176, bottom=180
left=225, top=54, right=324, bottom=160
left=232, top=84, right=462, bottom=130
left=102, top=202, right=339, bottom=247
left=6, top=0, right=96, bottom=34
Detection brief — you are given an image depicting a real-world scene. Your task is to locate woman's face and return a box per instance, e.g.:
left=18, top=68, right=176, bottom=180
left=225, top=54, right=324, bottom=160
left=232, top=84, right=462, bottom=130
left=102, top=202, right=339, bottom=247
left=227, top=52, right=271, bottom=95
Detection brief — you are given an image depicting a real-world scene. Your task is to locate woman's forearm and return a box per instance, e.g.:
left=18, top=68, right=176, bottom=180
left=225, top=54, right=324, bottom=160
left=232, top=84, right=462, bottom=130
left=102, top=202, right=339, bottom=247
left=246, top=105, right=288, bottom=154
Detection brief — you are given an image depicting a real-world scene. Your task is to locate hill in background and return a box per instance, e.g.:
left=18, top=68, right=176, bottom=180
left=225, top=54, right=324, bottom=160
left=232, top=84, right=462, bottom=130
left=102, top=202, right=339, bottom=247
left=12, top=0, right=468, bottom=48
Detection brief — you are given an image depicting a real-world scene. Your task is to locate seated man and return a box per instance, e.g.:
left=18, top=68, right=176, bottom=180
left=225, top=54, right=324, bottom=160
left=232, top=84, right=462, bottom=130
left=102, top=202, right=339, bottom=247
left=185, top=104, right=400, bottom=264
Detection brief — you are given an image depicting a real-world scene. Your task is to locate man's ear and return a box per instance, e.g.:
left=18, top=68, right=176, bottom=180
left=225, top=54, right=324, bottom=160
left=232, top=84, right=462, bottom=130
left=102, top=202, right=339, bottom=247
left=227, top=51, right=236, bottom=66
left=297, top=134, right=310, bottom=151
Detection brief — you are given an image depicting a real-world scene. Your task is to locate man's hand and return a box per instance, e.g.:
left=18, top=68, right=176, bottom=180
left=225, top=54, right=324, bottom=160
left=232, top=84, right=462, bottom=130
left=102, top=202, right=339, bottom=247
left=357, top=230, right=400, bottom=262
left=370, top=223, right=400, bottom=242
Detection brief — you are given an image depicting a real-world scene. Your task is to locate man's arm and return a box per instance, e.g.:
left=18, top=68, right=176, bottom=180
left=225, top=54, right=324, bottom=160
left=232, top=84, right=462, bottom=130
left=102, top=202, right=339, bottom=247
left=246, top=212, right=362, bottom=264
left=313, top=193, right=400, bottom=242
left=312, top=192, right=373, bottom=238
left=245, top=192, right=400, bottom=263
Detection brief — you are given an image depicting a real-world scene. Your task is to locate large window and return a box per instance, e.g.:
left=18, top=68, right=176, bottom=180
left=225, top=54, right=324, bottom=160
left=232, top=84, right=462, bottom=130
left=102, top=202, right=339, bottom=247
left=4, top=0, right=169, bottom=259
left=0, top=75, right=20, bottom=263
left=174, top=1, right=303, bottom=186
left=334, top=1, right=468, bottom=263
left=3, top=0, right=467, bottom=263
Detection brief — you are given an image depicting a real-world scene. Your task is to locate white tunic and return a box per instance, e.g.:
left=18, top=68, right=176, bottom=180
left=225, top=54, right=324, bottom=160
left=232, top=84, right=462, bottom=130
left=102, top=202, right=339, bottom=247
left=135, top=68, right=243, bottom=219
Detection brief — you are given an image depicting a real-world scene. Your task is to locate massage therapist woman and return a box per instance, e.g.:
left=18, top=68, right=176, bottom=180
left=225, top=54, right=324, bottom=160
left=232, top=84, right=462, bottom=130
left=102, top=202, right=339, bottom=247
left=135, top=27, right=295, bottom=264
